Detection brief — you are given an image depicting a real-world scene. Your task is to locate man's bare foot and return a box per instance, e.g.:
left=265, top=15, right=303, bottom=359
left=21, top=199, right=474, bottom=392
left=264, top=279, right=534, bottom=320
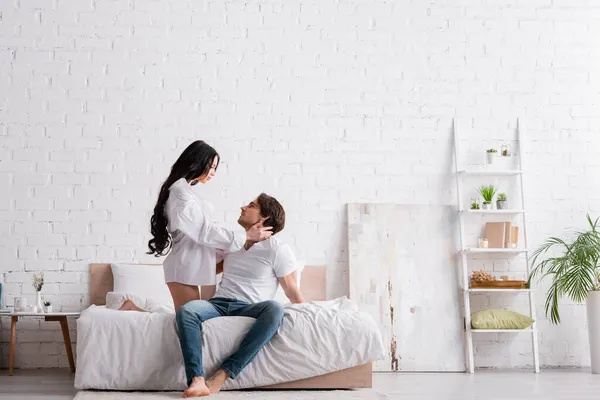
left=183, top=376, right=211, bottom=398
left=118, top=299, right=145, bottom=312
left=206, top=369, right=229, bottom=394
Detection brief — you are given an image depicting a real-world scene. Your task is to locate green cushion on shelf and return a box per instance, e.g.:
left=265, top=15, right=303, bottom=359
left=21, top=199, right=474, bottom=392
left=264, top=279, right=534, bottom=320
left=471, top=309, right=534, bottom=330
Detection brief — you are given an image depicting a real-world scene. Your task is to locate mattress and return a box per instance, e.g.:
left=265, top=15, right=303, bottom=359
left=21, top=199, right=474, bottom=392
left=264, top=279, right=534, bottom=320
left=74, top=297, right=385, bottom=391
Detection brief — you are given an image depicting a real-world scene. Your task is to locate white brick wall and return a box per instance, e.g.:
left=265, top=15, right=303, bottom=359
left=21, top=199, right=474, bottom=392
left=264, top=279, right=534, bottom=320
left=1, top=0, right=600, bottom=369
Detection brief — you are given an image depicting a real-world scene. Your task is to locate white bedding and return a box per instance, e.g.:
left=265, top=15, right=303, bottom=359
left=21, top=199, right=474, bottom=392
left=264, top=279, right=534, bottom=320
left=74, top=297, right=384, bottom=391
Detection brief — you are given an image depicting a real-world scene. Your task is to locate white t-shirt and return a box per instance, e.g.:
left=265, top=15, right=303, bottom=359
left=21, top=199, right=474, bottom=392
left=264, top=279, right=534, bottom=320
left=214, top=237, right=298, bottom=304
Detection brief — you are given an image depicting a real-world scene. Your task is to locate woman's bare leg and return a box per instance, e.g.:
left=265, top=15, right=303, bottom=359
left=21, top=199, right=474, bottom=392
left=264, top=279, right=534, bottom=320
left=118, top=299, right=146, bottom=312
left=167, top=282, right=200, bottom=311
left=200, top=285, right=216, bottom=301
left=116, top=283, right=201, bottom=313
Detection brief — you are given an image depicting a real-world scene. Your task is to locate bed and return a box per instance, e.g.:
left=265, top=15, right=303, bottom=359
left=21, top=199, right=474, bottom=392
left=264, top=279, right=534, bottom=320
left=74, top=263, right=384, bottom=391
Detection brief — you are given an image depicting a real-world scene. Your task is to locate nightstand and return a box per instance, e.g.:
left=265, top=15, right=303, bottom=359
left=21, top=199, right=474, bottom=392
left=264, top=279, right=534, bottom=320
left=0, top=311, right=80, bottom=376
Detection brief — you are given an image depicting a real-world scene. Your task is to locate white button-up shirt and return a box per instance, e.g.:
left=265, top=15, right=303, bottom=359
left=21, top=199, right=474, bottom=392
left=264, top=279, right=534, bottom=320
left=162, top=178, right=245, bottom=286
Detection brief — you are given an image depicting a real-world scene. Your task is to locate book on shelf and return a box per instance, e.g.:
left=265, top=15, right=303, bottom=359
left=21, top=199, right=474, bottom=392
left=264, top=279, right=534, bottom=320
left=510, top=226, right=519, bottom=247
left=485, top=222, right=507, bottom=248
left=485, top=222, right=519, bottom=248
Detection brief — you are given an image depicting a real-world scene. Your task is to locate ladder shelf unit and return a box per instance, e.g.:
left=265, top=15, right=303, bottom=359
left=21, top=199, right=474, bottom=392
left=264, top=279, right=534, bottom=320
left=453, top=118, right=540, bottom=374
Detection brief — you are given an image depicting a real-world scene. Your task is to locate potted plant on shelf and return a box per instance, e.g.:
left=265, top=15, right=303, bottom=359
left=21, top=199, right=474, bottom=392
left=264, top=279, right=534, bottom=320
left=478, top=184, right=497, bottom=210
left=497, top=193, right=507, bottom=210
left=470, top=201, right=480, bottom=210
left=486, top=148, right=497, bottom=165
left=43, top=300, right=52, bottom=313
left=528, top=214, right=600, bottom=374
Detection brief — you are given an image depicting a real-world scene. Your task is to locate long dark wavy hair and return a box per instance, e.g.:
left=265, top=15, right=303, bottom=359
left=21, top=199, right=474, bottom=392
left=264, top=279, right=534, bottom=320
left=147, top=140, right=220, bottom=257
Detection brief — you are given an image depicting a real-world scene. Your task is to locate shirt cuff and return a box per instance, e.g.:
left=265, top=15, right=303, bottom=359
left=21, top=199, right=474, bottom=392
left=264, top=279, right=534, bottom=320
left=228, top=225, right=246, bottom=252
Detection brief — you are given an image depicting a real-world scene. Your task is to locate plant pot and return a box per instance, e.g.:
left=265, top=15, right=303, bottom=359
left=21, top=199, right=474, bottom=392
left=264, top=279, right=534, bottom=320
left=497, top=201, right=507, bottom=210
left=587, top=291, right=600, bottom=374
left=43, top=305, right=53, bottom=313
left=486, top=153, right=495, bottom=164
left=482, top=202, right=492, bottom=210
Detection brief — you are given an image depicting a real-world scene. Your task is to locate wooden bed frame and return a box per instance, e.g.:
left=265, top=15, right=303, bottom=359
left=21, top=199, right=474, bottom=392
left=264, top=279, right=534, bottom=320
left=89, top=263, right=372, bottom=389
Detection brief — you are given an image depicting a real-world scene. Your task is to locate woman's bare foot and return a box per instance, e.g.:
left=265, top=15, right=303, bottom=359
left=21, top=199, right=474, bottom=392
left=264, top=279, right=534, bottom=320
left=118, top=299, right=145, bottom=312
left=183, top=376, right=211, bottom=398
left=206, top=369, right=229, bottom=394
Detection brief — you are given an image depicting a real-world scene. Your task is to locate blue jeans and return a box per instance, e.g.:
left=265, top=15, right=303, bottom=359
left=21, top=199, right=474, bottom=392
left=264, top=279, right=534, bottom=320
left=175, top=297, right=284, bottom=385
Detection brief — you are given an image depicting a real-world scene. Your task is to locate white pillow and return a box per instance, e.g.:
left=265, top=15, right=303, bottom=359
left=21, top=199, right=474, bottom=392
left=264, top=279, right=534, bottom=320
left=110, top=263, right=173, bottom=308
left=273, top=261, right=305, bottom=305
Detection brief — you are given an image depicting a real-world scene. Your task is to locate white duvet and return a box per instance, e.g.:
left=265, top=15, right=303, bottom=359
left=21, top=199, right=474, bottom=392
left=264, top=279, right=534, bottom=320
left=74, top=297, right=384, bottom=391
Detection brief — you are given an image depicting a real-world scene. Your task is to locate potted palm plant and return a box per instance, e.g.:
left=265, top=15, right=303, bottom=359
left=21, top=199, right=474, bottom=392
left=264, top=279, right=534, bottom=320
left=478, top=184, right=497, bottom=210
left=528, top=214, right=600, bottom=373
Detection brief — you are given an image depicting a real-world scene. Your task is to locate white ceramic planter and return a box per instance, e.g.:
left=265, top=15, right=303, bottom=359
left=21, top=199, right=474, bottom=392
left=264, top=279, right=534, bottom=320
left=497, top=201, right=507, bottom=210
left=486, top=152, right=495, bottom=164
left=482, top=202, right=492, bottom=210
left=44, top=305, right=53, bottom=313
left=587, top=291, right=600, bottom=374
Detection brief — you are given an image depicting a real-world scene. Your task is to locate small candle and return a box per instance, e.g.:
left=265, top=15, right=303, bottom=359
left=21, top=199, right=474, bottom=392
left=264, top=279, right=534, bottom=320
left=479, top=238, right=488, bottom=248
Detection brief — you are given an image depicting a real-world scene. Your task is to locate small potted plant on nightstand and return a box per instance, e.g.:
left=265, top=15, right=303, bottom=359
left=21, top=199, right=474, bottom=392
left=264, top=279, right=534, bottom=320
left=43, top=300, right=52, bottom=313
left=478, top=184, right=497, bottom=210
left=486, top=149, right=497, bottom=165
left=497, top=193, right=507, bottom=210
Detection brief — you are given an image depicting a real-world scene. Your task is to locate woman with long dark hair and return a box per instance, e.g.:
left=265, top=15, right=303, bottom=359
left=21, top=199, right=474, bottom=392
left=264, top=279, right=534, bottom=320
left=145, top=140, right=271, bottom=310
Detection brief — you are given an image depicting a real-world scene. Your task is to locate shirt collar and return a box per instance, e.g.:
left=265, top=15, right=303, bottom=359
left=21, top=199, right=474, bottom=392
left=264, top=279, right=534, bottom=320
left=169, top=177, right=189, bottom=190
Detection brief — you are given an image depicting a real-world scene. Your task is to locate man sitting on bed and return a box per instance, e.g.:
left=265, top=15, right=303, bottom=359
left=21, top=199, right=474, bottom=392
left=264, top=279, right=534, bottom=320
left=119, top=194, right=304, bottom=396
left=177, top=193, right=305, bottom=397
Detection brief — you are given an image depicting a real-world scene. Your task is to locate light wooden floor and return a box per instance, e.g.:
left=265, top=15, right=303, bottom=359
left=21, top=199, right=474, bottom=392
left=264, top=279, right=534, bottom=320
left=2, top=368, right=600, bottom=399
left=0, top=369, right=77, bottom=400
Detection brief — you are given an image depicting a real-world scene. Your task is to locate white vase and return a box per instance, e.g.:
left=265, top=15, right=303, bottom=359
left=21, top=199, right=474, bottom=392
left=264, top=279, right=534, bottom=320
left=36, top=292, right=43, bottom=312
left=486, top=152, right=495, bottom=164
left=587, top=291, right=600, bottom=374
